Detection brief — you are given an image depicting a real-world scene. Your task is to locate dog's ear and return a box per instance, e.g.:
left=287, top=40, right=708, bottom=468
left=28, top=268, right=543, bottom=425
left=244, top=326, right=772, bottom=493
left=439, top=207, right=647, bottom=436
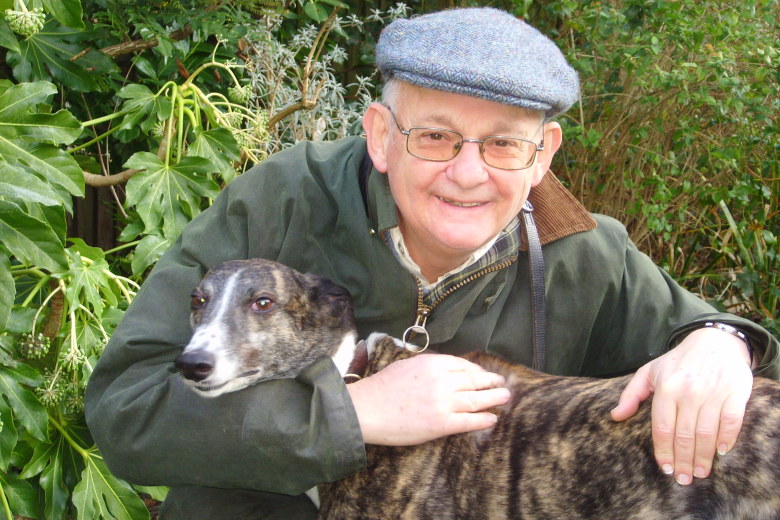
left=303, top=274, right=356, bottom=330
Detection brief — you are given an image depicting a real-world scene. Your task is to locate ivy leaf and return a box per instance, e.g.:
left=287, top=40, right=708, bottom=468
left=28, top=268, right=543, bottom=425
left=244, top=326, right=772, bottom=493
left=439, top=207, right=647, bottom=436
left=0, top=200, right=69, bottom=273
left=0, top=364, right=48, bottom=442
left=73, top=453, right=149, bottom=520
left=124, top=152, right=219, bottom=240
left=0, top=471, right=39, bottom=519
left=42, top=0, right=85, bottom=29
left=188, top=127, right=240, bottom=181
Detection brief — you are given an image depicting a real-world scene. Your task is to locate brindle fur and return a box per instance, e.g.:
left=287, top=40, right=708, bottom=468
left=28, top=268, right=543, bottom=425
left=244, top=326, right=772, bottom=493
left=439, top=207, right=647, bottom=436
left=179, top=259, right=780, bottom=520
left=319, top=339, right=780, bottom=519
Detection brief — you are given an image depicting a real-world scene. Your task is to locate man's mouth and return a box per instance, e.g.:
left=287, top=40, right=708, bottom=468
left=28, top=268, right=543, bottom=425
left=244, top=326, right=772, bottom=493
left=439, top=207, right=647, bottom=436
left=438, top=196, right=483, bottom=208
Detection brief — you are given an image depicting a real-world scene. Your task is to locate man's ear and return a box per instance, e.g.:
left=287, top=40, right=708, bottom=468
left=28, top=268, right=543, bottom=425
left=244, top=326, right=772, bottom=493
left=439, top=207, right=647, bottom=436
left=362, top=102, right=392, bottom=173
left=530, top=121, right=562, bottom=186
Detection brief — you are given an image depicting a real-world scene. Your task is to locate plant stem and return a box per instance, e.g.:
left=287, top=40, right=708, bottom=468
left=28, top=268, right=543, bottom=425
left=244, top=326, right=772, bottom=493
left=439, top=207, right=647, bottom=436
left=0, top=483, right=11, bottom=520
left=103, top=240, right=141, bottom=256
left=68, top=125, right=123, bottom=154
left=49, top=415, right=90, bottom=460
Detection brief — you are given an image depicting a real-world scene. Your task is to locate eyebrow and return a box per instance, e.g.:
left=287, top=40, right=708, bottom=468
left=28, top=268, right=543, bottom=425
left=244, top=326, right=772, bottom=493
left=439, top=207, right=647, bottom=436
left=413, top=113, right=536, bottom=139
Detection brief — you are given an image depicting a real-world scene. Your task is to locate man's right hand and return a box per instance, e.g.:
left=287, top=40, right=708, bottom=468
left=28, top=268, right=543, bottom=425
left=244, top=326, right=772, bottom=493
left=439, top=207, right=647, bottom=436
left=346, top=354, right=510, bottom=446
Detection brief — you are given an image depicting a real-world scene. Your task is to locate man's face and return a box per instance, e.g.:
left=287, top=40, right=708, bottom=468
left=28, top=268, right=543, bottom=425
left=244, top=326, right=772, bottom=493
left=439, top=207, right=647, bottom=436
left=367, top=84, right=556, bottom=277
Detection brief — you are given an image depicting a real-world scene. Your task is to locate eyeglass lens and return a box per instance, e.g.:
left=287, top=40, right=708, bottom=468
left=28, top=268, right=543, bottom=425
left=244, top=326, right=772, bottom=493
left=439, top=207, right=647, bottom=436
left=406, top=128, right=537, bottom=170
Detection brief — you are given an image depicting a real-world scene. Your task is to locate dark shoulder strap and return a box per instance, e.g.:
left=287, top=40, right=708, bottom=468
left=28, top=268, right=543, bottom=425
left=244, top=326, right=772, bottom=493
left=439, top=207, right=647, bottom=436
left=358, top=152, right=373, bottom=219
left=521, top=201, right=547, bottom=372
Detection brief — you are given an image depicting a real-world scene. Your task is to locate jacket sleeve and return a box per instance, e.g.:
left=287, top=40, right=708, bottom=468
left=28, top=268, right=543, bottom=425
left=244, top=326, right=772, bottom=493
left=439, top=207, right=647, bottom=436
left=84, top=172, right=366, bottom=494
left=577, top=216, right=779, bottom=379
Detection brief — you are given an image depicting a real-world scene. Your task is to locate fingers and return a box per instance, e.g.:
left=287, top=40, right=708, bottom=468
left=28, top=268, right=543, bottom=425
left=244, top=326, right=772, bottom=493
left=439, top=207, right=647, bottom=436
left=347, top=354, right=510, bottom=446
left=650, top=379, right=752, bottom=486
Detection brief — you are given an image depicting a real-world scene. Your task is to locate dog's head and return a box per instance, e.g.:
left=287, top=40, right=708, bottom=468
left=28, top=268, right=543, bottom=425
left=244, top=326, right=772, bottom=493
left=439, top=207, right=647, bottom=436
left=175, top=258, right=356, bottom=396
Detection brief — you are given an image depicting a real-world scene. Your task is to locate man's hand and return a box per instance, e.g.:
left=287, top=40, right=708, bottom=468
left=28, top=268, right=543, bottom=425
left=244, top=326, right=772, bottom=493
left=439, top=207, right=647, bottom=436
left=346, top=354, right=511, bottom=446
left=611, top=327, right=754, bottom=486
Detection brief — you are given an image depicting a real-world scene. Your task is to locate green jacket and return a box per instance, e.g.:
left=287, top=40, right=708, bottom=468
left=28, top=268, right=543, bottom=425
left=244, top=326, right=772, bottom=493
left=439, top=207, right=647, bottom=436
left=84, top=136, right=779, bottom=495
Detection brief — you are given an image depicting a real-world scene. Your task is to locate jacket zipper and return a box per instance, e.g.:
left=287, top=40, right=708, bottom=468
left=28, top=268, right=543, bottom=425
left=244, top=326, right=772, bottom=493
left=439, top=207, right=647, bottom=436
left=403, top=255, right=518, bottom=351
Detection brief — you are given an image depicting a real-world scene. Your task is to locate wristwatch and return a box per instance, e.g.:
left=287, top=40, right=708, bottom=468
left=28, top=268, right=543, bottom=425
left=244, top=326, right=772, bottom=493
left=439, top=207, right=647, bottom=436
left=703, top=321, right=754, bottom=364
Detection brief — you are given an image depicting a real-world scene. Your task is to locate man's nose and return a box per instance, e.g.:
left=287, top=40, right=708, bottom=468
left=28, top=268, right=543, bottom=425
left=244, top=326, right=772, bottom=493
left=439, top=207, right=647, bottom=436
left=446, top=141, right=489, bottom=188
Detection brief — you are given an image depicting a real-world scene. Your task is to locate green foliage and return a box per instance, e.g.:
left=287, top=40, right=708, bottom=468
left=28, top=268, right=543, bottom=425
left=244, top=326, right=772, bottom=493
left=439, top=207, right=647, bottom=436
left=513, top=0, right=779, bottom=335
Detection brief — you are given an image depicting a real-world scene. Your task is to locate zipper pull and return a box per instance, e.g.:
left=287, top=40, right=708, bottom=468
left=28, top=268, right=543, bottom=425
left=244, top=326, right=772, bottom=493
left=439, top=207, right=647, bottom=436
left=403, top=306, right=430, bottom=352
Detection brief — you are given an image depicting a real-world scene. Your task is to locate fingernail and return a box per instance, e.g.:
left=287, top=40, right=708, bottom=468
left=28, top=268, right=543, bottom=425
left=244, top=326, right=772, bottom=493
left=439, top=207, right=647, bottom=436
left=693, top=467, right=706, bottom=478
left=676, top=473, right=691, bottom=486
left=661, top=464, right=673, bottom=475
left=717, top=443, right=729, bottom=456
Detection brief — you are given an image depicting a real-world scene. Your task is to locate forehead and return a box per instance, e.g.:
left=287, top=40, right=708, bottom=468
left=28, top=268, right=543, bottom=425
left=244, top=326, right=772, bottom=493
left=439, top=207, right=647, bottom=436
left=395, top=83, right=543, bottom=136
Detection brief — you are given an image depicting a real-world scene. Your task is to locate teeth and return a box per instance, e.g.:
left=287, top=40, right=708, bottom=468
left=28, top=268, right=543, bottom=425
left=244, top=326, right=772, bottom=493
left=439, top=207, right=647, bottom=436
left=439, top=197, right=482, bottom=207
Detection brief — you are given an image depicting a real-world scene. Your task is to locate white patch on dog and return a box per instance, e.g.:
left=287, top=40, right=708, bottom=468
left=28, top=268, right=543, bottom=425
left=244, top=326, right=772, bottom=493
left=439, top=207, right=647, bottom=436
left=330, top=331, right=359, bottom=377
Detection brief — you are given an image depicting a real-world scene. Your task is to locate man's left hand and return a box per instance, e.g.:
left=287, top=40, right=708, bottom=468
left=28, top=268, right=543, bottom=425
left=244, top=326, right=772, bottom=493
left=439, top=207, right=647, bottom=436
left=611, top=327, right=754, bottom=486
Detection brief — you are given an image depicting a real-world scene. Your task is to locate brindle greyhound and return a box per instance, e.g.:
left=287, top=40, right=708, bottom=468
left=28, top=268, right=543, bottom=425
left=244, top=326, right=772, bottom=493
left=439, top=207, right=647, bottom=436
left=175, top=258, right=780, bottom=520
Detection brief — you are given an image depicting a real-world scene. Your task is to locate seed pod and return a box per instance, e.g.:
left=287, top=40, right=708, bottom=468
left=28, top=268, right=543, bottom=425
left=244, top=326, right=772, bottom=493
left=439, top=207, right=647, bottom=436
left=4, top=8, right=45, bottom=38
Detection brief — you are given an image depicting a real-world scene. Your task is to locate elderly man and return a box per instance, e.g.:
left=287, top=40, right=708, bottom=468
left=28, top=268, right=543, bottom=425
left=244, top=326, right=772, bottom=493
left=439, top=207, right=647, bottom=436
left=85, top=7, right=779, bottom=519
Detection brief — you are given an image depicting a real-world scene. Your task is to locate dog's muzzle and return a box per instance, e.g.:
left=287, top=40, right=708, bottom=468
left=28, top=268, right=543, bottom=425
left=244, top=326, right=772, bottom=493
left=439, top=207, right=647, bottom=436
left=174, top=350, right=215, bottom=382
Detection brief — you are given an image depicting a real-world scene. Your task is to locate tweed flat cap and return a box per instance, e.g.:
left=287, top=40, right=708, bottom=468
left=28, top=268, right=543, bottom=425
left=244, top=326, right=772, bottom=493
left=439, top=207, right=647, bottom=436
left=376, top=7, right=579, bottom=118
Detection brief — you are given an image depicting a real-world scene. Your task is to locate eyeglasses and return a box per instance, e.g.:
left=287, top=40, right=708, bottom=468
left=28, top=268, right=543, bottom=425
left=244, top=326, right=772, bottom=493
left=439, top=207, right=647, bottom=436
left=389, top=111, right=544, bottom=171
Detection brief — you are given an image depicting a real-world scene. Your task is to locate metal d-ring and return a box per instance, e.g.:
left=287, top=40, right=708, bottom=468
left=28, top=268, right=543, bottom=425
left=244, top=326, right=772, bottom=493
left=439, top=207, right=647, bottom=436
left=402, top=324, right=430, bottom=352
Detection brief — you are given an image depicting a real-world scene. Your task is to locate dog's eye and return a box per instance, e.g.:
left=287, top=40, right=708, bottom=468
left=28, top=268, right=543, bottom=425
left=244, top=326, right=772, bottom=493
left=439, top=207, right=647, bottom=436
left=251, top=297, right=274, bottom=313
left=191, top=293, right=207, bottom=310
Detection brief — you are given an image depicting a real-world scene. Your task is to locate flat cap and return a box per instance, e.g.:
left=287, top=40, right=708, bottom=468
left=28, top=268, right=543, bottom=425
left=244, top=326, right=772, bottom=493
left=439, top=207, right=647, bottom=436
left=376, top=7, right=579, bottom=118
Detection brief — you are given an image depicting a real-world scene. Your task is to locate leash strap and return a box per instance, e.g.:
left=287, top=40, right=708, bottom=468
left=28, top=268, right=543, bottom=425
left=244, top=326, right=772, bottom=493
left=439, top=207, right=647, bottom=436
left=521, top=201, right=547, bottom=372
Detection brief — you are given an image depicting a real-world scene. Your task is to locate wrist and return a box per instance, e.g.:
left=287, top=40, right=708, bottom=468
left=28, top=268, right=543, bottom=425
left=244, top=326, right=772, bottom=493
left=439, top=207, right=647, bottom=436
left=702, top=321, right=754, bottom=368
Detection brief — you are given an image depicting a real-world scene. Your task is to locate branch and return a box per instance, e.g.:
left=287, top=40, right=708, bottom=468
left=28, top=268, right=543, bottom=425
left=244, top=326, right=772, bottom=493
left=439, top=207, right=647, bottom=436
left=74, top=26, right=194, bottom=61
left=82, top=118, right=173, bottom=187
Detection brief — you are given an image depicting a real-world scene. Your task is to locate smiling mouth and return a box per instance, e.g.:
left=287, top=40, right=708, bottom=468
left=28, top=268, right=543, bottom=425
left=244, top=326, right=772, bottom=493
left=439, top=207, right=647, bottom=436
left=438, top=196, right=484, bottom=208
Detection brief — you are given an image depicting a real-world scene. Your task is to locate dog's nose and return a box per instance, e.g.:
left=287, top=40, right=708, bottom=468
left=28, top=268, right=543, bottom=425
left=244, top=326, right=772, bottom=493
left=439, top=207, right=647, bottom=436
left=174, top=350, right=215, bottom=382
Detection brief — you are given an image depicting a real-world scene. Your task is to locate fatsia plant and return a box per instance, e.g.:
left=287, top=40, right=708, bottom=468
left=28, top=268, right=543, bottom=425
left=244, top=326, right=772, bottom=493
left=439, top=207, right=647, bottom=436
left=0, top=79, right=162, bottom=519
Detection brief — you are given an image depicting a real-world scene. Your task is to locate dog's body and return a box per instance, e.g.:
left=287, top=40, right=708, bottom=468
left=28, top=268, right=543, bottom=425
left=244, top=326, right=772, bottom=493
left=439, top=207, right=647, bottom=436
left=176, top=259, right=780, bottom=520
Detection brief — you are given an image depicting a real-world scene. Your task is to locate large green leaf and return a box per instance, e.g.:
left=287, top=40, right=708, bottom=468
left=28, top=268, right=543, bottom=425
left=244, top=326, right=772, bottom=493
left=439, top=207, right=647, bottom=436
left=116, top=84, right=173, bottom=133
left=0, top=471, right=39, bottom=519
left=6, top=23, right=116, bottom=92
left=0, top=110, right=83, bottom=144
left=0, top=200, right=68, bottom=273
left=42, top=0, right=85, bottom=29
left=0, top=140, right=84, bottom=197
left=73, top=454, right=149, bottom=520
left=188, top=127, right=241, bottom=181
left=0, top=18, right=20, bottom=54
left=64, top=241, right=118, bottom=316
left=0, top=251, right=11, bottom=332
left=124, top=152, right=219, bottom=240
left=0, top=400, right=18, bottom=471
left=0, top=364, right=48, bottom=442
left=130, top=233, right=172, bottom=276
left=0, top=161, right=64, bottom=207
left=0, top=81, right=57, bottom=121
left=20, top=436, right=69, bottom=520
